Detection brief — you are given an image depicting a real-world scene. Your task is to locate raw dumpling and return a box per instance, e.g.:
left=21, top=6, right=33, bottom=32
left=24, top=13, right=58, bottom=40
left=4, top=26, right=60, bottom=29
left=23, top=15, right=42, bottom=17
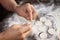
left=40, top=32, right=47, bottom=39
left=48, top=28, right=56, bottom=35
left=40, top=17, right=47, bottom=22
left=45, top=19, right=52, bottom=27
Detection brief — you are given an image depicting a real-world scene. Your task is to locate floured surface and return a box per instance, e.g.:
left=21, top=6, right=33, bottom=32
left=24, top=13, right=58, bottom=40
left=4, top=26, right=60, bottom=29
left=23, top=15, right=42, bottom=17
left=3, top=3, right=60, bottom=40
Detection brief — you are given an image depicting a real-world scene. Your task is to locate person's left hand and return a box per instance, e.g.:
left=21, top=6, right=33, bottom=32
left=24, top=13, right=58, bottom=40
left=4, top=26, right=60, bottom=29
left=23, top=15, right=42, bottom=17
left=15, top=3, right=38, bottom=21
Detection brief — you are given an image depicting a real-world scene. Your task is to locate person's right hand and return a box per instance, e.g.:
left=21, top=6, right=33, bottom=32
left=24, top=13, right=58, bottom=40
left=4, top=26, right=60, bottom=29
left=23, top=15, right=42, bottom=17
left=2, top=24, right=31, bottom=40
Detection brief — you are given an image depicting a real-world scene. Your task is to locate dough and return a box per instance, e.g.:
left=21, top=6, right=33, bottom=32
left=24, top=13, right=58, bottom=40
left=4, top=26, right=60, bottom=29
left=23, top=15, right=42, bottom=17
left=40, top=17, right=47, bottom=22
left=45, top=19, right=52, bottom=27
left=48, top=28, right=55, bottom=35
left=40, top=32, right=47, bottom=39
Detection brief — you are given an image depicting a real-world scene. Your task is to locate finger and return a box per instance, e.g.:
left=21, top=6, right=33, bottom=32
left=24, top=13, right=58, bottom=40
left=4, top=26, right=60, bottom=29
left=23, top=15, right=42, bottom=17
left=19, top=10, right=28, bottom=19
left=11, top=24, right=22, bottom=30
left=20, top=12, right=29, bottom=20
left=31, top=5, right=38, bottom=20
left=26, top=3, right=32, bottom=21
left=23, top=29, right=32, bottom=38
left=19, top=24, right=31, bottom=33
left=33, top=12, right=38, bottom=20
left=22, top=12, right=29, bottom=20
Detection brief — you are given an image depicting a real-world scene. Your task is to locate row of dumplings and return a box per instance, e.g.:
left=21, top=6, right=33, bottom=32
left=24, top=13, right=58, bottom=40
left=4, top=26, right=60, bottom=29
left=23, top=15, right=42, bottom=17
left=32, top=15, right=58, bottom=40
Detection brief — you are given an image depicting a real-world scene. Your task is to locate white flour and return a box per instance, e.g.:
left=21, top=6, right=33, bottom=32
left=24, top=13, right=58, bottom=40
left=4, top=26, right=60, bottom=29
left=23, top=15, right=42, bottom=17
left=3, top=3, right=60, bottom=40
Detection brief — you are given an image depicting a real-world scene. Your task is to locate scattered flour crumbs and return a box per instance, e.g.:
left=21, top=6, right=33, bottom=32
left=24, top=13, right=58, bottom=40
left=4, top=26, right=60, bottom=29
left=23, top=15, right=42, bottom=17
left=3, top=3, right=60, bottom=40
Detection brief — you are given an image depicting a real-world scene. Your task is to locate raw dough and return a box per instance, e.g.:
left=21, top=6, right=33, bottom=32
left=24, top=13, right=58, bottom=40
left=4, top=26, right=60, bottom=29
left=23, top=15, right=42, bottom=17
left=40, top=17, right=47, bottom=22
left=48, top=28, right=55, bottom=35
left=45, top=19, right=52, bottom=27
left=40, top=33, right=47, bottom=39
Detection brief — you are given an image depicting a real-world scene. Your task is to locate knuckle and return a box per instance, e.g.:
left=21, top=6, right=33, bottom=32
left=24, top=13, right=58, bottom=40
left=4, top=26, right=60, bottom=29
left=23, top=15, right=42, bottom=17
left=26, top=3, right=30, bottom=5
left=20, top=35, right=25, bottom=40
left=26, top=3, right=30, bottom=7
left=21, top=35, right=25, bottom=38
left=28, top=25, right=32, bottom=30
left=12, top=24, right=20, bottom=29
left=18, top=31, right=23, bottom=36
left=19, top=30, right=23, bottom=34
left=26, top=24, right=31, bottom=29
left=23, top=24, right=32, bottom=30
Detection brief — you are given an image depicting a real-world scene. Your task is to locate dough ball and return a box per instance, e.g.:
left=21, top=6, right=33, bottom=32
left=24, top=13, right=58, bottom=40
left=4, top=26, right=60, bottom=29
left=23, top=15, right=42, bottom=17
left=48, top=28, right=55, bottom=35
left=40, top=32, right=47, bottom=39
left=40, top=17, right=47, bottom=22
left=45, top=20, right=52, bottom=27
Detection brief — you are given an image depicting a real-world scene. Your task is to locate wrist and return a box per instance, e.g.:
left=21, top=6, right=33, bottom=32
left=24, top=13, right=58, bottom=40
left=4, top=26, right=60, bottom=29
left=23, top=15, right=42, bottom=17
left=13, top=5, right=20, bottom=12
left=14, top=5, right=22, bottom=16
left=0, top=32, right=6, bottom=40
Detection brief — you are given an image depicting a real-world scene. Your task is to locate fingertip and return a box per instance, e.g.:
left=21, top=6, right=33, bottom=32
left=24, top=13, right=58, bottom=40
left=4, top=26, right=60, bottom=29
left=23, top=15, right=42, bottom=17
left=26, top=3, right=31, bottom=6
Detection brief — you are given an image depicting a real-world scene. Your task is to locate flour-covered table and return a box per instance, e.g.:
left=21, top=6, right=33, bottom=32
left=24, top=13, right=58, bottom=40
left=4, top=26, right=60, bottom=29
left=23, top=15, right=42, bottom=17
left=3, top=3, right=60, bottom=40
